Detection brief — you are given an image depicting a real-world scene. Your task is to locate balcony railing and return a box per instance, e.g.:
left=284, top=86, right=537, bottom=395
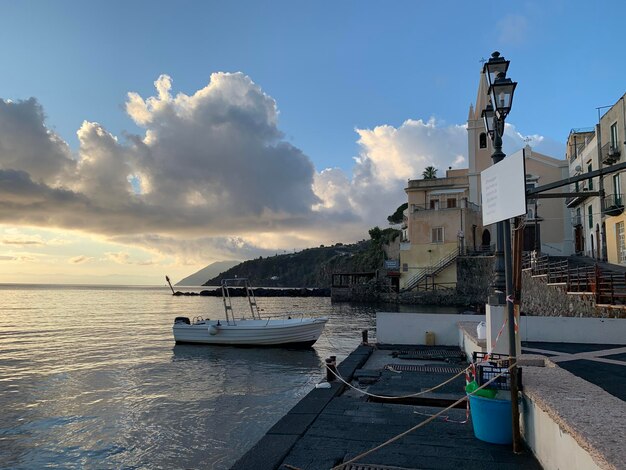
left=601, top=142, right=621, bottom=165
left=411, top=200, right=480, bottom=213
left=565, top=187, right=591, bottom=208
left=571, top=214, right=583, bottom=226
left=602, top=193, right=624, bottom=217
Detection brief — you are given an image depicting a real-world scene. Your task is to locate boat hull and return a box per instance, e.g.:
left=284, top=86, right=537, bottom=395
left=173, top=318, right=328, bottom=347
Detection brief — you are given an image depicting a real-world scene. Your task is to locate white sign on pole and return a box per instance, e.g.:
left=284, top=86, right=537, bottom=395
left=480, top=150, right=526, bottom=226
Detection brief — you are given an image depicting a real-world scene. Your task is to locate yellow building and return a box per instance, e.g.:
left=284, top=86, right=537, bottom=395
left=400, top=169, right=483, bottom=290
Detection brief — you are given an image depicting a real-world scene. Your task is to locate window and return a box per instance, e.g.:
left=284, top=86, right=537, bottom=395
left=588, top=205, right=593, bottom=229
left=430, top=199, right=439, bottom=210
left=588, top=164, right=593, bottom=190
left=614, top=174, right=622, bottom=206
left=402, top=263, right=408, bottom=272
left=447, top=198, right=457, bottom=208
left=431, top=227, right=444, bottom=243
left=618, top=222, right=626, bottom=264
left=611, top=122, right=619, bottom=149
left=479, top=132, right=487, bottom=149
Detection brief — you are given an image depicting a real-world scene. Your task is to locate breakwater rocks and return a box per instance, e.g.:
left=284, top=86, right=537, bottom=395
left=172, top=287, right=330, bottom=297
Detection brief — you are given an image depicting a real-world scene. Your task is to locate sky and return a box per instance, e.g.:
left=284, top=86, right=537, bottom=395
left=1, top=0, right=625, bottom=285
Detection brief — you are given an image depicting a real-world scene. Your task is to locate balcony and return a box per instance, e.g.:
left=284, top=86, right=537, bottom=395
left=571, top=213, right=582, bottom=227
left=565, top=186, right=591, bottom=208
left=602, top=193, right=624, bottom=217
left=601, top=142, right=621, bottom=165
left=411, top=199, right=480, bottom=213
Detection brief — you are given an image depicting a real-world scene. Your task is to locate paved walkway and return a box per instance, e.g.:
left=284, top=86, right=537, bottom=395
left=522, top=342, right=626, bottom=401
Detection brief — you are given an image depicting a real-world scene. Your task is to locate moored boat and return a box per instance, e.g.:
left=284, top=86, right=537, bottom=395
left=172, top=278, right=328, bottom=347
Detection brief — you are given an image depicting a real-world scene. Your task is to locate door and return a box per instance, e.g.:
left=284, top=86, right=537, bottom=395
left=574, top=225, right=584, bottom=254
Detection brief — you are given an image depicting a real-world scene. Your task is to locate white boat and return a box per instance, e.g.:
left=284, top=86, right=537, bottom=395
left=172, top=278, right=328, bottom=347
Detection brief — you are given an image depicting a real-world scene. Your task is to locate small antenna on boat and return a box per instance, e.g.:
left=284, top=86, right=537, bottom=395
left=165, top=275, right=175, bottom=295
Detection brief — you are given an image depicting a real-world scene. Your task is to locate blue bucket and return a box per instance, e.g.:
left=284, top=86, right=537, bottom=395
left=468, top=394, right=513, bottom=445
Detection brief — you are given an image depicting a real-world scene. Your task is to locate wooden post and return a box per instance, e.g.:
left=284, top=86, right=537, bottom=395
left=509, top=216, right=523, bottom=453
left=165, top=275, right=175, bottom=295
left=325, top=357, right=338, bottom=382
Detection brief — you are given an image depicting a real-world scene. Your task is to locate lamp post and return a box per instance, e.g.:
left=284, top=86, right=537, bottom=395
left=481, top=51, right=521, bottom=452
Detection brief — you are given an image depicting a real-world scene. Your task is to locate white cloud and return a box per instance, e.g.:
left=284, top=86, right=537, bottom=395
left=0, top=73, right=564, bottom=265
left=496, top=14, right=529, bottom=46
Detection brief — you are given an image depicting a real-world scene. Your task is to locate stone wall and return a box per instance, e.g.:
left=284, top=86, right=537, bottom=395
left=521, top=269, right=626, bottom=318
left=331, top=256, right=495, bottom=306
left=382, top=289, right=479, bottom=308
left=456, top=256, right=494, bottom=304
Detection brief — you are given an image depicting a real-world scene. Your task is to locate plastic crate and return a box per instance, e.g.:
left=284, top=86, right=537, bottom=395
left=472, top=352, right=522, bottom=391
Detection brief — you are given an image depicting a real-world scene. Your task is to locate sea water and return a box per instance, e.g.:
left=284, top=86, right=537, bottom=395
left=0, top=284, right=457, bottom=469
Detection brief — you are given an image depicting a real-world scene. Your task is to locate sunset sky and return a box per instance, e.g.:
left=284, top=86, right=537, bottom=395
left=1, top=1, right=625, bottom=285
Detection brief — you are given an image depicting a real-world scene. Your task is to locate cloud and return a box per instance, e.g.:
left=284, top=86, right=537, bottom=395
left=0, top=73, right=564, bottom=264
left=0, top=255, right=17, bottom=261
left=0, top=98, right=75, bottom=184
left=104, top=251, right=157, bottom=266
left=496, top=14, right=529, bottom=46
left=2, top=237, right=44, bottom=246
left=69, top=255, right=93, bottom=264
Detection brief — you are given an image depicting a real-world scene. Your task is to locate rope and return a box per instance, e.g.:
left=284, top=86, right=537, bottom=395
left=325, top=362, right=471, bottom=400
left=330, top=364, right=515, bottom=470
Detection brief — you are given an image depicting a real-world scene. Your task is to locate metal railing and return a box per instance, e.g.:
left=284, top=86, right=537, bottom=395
left=601, top=142, right=621, bottom=165
left=402, top=248, right=459, bottom=292
left=522, top=253, right=626, bottom=305
left=410, top=200, right=480, bottom=213
left=602, top=193, right=624, bottom=217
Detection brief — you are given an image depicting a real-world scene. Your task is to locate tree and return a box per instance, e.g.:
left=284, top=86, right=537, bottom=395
left=387, top=202, right=408, bottom=225
left=422, top=166, right=438, bottom=179
left=368, top=226, right=382, bottom=243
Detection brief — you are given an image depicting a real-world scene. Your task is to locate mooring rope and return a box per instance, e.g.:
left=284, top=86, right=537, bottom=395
left=330, top=364, right=515, bottom=470
left=324, top=362, right=470, bottom=400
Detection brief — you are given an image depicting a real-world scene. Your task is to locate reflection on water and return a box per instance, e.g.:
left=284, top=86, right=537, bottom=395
left=0, top=285, right=459, bottom=469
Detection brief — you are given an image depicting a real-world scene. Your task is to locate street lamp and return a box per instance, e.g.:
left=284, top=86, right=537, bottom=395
left=490, top=73, right=516, bottom=116
left=481, top=103, right=496, bottom=140
left=481, top=51, right=521, bottom=452
left=483, top=50, right=510, bottom=88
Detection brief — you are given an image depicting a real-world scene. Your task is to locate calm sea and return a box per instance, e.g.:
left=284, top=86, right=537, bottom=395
left=0, top=284, right=458, bottom=469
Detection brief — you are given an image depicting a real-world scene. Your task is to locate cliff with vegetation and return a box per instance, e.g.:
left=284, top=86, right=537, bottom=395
left=203, top=227, right=400, bottom=288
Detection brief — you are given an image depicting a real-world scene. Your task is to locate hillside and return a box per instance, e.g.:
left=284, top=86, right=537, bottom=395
left=203, top=228, right=400, bottom=288
left=175, top=260, right=240, bottom=286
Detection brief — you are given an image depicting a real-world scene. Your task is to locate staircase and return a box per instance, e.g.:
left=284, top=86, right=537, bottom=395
left=524, top=253, right=626, bottom=305
left=402, top=248, right=459, bottom=292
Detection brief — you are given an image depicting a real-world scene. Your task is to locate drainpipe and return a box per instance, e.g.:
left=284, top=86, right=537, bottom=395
left=596, top=123, right=608, bottom=261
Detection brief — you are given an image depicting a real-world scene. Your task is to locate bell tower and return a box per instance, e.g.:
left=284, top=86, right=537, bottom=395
left=467, top=71, right=495, bottom=205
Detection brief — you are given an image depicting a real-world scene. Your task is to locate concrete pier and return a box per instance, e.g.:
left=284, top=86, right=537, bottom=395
left=231, top=345, right=540, bottom=470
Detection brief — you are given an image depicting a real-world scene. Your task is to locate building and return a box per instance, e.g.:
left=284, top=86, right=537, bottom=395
left=602, top=94, right=626, bottom=264
left=466, top=70, right=570, bottom=256
left=565, top=128, right=600, bottom=257
left=399, top=68, right=571, bottom=290
left=579, top=93, right=626, bottom=264
left=399, top=168, right=483, bottom=290
left=565, top=94, right=626, bottom=263
left=520, top=145, right=571, bottom=254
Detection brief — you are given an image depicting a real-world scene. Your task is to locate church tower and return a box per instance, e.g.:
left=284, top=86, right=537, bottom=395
left=467, top=71, right=495, bottom=205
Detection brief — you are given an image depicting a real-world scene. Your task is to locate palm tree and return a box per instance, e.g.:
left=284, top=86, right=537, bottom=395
left=422, top=166, right=438, bottom=179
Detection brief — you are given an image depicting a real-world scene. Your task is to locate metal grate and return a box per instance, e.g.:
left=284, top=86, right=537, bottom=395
left=346, top=465, right=422, bottom=470
left=385, top=364, right=465, bottom=374
left=393, top=349, right=465, bottom=360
